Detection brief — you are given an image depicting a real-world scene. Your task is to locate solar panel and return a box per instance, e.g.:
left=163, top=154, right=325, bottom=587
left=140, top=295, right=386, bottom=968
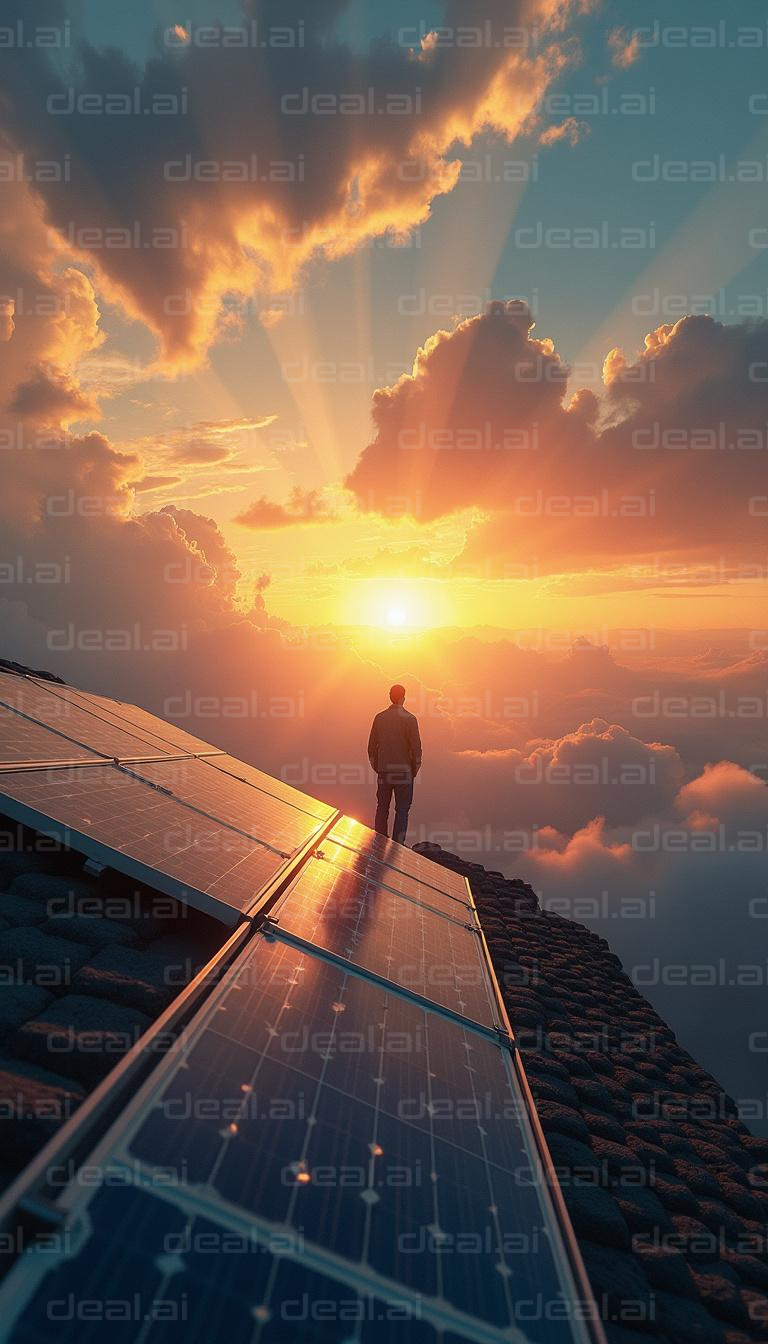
left=31, top=676, right=226, bottom=757
left=126, top=757, right=323, bottom=857
left=329, top=814, right=471, bottom=905
left=0, top=764, right=311, bottom=923
left=0, top=672, right=180, bottom=762
left=0, top=699, right=104, bottom=766
left=0, top=934, right=593, bottom=1344
left=317, top=835, right=474, bottom=924
left=207, top=753, right=335, bottom=821
left=0, top=670, right=600, bottom=1344
left=0, top=1186, right=470, bottom=1344
left=269, top=856, right=499, bottom=1029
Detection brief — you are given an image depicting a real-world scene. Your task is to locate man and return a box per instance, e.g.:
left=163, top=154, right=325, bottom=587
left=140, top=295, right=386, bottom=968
left=367, top=684, right=422, bottom=845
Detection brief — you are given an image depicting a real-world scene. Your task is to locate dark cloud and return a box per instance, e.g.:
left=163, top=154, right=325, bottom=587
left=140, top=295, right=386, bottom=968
left=9, top=367, right=98, bottom=423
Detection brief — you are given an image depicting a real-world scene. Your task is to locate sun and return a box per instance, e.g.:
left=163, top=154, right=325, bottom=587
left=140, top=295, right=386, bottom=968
left=342, top=579, right=452, bottom=631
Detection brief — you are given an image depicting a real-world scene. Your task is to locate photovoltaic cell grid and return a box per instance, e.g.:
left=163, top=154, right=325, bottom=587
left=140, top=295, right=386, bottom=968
left=0, top=763, right=324, bottom=922
left=271, top=856, right=498, bottom=1029
left=6, top=1185, right=443, bottom=1344
left=0, top=934, right=591, bottom=1344
left=0, top=672, right=180, bottom=763
left=0, top=670, right=336, bottom=922
left=0, top=699, right=104, bottom=766
left=127, top=757, right=322, bottom=857
left=29, top=675, right=229, bottom=757
left=206, top=752, right=335, bottom=822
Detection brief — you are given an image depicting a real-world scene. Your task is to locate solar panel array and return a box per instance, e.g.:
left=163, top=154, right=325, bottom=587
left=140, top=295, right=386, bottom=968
left=0, top=669, right=334, bottom=923
left=0, top=669, right=602, bottom=1344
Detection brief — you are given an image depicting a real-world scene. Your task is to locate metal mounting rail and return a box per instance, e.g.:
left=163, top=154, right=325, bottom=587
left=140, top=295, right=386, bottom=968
left=0, top=750, right=226, bottom=774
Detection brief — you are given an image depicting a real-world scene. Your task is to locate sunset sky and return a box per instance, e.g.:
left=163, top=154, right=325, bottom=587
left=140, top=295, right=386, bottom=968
left=2, top=0, right=768, bottom=1124
left=4, top=0, right=768, bottom=629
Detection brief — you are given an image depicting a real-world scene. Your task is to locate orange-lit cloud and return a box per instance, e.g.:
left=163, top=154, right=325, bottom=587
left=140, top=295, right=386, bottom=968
left=607, top=27, right=642, bottom=69
left=539, top=116, right=590, bottom=146
left=348, top=305, right=768, bottom=572
left=235, top=487, right=338, bottom=528
left=0, top=298, right=15, bottom=342
left=0, top=0, right=586, bottom=367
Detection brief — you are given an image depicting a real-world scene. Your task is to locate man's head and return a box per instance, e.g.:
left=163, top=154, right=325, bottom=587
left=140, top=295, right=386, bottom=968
left=389, top=683, right=406, bottom=705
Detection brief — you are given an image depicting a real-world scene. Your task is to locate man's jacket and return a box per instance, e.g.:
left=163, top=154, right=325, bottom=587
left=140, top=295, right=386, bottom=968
left=368, top=704, right=422, bottom=780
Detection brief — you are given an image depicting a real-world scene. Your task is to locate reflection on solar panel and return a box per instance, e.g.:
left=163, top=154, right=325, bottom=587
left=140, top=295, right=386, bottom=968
left=329, top=814, right=471, bottom=905
left=31, top=676, right=226, bottom=756
left=0, top=672, right=177, bottom=762
left=318, top=835, right=474, bottom=923
left=271, top=857, right=498, bottom=1029
left=207, top=753, right=335, bottom=821
left=0, top=935, right=594, bottom=1344
left=0, top=764, right=314, bottom=923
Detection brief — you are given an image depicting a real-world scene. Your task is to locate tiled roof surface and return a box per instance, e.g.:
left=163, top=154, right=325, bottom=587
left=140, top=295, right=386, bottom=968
left=414, top=843, right=768, bottom=1344
left=0, top=816, right=223, bottom=1189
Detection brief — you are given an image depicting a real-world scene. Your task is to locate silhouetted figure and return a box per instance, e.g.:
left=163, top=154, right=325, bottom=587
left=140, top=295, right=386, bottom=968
left=368, top=684, right=422, bottom=845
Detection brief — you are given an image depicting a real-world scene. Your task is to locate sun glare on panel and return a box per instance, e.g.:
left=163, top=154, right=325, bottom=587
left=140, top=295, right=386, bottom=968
left=386, top=606, right=407, bottom=628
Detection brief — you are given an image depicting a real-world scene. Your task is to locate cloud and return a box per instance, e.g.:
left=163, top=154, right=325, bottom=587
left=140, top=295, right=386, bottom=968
left=0, top=180, right=245, bottom=641
left=0, top=298, right=15, bottom=342
left=0, top=0, right=585, bottom=366
left=348, top=300, right=570, bottom=519
left=539, top=117, right=590, bottom=146
left=411, top=717, right=684, bottom=836
left=131, top=474, right=184, bottom=493
left=347, top=307, right=768, bottom=573
left=169, top=444, right=235, bottom=466
left=517, top=762, right=768, bottom=1132
left=675, top=759, right=768, bottom=831
left=235, top=487, right=338, bottom=528
left=8, top=368, right=99, bottom=424
left=607, top=28, right=642, bottom=69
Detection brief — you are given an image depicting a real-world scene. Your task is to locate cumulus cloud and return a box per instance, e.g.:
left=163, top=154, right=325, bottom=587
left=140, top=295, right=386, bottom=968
left=517, top=763, right=768, bottom=1133
left=675, top=759, right=768, bottom=831
left=8, top=368, right=99, bottom=424
left=408, top=717, right=684, bottom=840
left=348, top=307, right=768, bottom=572
left=0, top=174, right=248, bottom=645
